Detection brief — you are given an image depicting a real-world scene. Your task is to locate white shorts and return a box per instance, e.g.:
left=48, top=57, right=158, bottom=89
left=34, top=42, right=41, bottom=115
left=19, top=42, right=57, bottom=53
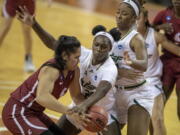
left=113, top=83, right=155, bottom=124
left=146, top=77, right=164, bottom=98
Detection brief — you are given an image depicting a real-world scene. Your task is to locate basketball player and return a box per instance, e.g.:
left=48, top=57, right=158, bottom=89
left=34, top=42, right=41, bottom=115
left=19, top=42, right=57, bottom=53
left=153, top=0, right=180, bottom=120
left=110, top=0, right=153, bottom=135
left=2, top=35, right=84, bottom=135
left=16, top=7, right=121, bottom=135
left=137, top=7, right=180, bottom=135
left=0, top=0, right=35, bottom=72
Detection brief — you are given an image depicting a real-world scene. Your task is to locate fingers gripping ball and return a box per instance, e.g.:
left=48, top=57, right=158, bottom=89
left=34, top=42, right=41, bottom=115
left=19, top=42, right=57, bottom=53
left=84, top=105, right=108, bottom=132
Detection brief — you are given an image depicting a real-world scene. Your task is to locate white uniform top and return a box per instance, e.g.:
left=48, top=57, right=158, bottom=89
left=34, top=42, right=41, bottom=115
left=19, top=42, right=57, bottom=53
left=144, top=28, right=163, bottom=85
left=79, top=46, right=118, bottom=111
left=110, top=29, right=145, bottom=86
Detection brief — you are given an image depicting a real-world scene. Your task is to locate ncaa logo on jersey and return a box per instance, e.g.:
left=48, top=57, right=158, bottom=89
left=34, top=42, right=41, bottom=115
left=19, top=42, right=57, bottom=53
left=166, top=16, right=171, bottom=21
left=94, top=75, right=98, bottom=81
left=145, top=43, right=150, bottom=48
left=117, top=44, right=123, bottom=49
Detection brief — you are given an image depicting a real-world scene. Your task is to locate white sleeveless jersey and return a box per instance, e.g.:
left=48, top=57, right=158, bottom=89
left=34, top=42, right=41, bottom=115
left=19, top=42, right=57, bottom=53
left=144, top=28, right=163, bottom=84
left=110, top=29, right=145, bottom=86
left=79, top=46, right=118, bottom=110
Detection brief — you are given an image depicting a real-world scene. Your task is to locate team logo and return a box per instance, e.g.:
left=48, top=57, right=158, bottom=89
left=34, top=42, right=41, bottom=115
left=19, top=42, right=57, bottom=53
left=117, top=44, right=123, bottom=49
left=145, top=43, right=150, bottom=48
left=59, top=82, right=63, bottom=85
left=94, top=75, right=98, bottom=81
left=166, top=16, right=171, bottom=21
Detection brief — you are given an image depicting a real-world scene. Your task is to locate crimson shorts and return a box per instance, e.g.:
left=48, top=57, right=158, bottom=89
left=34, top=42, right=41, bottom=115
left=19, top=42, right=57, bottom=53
left=2, top=98, right=55, bottom=135
left=161, top=55, right=180, bottom=90
left=2, top=0, right=35, bottom=18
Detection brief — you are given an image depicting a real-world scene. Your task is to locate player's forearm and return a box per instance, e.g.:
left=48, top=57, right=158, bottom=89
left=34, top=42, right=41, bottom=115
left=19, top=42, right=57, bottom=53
left=72, top=94, right=85, bottom=105
left=32, top=19, right=57, bottom=50
left=81, top=83, right=111, bottom=108
left=162, top=42, right=180, bottom=57
left=36, top=94, right=69, bottom=114
left=130, top=59, right=147, bottom=72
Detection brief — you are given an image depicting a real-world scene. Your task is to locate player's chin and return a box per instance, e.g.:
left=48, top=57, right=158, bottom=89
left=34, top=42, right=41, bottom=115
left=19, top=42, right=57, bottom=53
left=70, top=65, right=78, bottom=71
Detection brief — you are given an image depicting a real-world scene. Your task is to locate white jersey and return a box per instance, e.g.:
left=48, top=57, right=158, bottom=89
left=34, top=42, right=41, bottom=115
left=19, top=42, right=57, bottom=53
left=110, top=29, right=145, bottom=86
left=144, top=28, right=163, bottom=85
left=80, top=46, right=118, bottom=111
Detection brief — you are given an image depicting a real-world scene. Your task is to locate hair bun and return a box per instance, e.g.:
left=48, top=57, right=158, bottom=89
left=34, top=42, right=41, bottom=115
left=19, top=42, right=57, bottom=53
left=59, top=35, right=68, bottom=42
left=109, top=27, right=121, bottom=41
left=92, top=25, right=106, bottom=35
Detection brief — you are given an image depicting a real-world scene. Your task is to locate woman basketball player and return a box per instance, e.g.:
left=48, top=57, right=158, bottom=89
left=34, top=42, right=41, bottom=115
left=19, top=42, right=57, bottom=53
left=137, top=7, right=180, bottom=135
left=153, top=0, right=180, bottom=121
left=2, top=35, right=85, bottom=135
left=16, top=7, right=121, bottom=135
left=110, top=0, right=153, bottom=135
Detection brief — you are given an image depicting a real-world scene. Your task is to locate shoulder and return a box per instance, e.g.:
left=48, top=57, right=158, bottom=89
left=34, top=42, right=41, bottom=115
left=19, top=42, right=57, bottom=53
left=80, top=46, right=92, bottom=62
left=39, top=66, right=60, bottom=81
left=131, top=33, right=144, bottom=45
left=102, top=57, right=118, bottom=73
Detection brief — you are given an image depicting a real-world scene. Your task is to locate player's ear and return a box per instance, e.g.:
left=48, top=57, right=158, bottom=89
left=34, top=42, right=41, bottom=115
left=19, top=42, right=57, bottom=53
left=62, top=52, right=68, bottom=61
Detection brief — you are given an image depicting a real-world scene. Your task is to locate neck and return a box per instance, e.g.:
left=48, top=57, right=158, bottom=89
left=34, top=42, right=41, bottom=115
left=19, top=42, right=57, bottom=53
left=138, top=25, right=148, bottom=38
left=62, top=69, right=68, bottom=77
left=120, top=27, right=133, bottom=38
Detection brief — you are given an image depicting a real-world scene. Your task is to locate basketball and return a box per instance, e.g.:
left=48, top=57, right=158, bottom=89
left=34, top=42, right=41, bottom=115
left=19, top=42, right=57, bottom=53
left=83, top=105, right=108, bottom=132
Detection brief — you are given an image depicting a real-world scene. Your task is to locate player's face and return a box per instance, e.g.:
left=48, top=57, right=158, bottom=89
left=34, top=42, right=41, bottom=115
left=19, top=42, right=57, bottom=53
left=116, top=3, right=136, bottom=31
left=92, top=36, right=111, bottom=63
left=66, top=47, right=81, bottom=70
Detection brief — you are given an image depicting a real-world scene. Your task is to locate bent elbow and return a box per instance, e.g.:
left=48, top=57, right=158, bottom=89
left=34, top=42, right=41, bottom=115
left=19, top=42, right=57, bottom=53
left=35, top=96, right=45, bottom=106
left=141, top=62, right=147, bottom=72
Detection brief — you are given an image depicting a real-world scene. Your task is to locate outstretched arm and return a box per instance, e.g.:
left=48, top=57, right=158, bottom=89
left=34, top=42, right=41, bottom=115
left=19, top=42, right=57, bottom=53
left=32, top=19, right=57, bottom=50
left=17, top=6, right=57, bottom=50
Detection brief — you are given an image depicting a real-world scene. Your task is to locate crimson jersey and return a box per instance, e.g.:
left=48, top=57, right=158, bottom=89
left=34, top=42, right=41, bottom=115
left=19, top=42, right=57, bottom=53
left=153, top=8, right=180, bottom=58
left=11, top=59, right=74, bottom=112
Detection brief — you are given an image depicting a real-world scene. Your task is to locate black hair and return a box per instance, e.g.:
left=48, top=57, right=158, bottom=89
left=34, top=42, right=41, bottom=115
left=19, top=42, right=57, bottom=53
left=109, top=27, right=121, bottom=41
left=54, top=35, right=81, bottom=70
left=137, top=0, right=146, bottom=6
left=92, top=25, right=106, bottom=36
left=92, top=25, right=121, bottom=43
left=141, top=7, right=151, bottom=27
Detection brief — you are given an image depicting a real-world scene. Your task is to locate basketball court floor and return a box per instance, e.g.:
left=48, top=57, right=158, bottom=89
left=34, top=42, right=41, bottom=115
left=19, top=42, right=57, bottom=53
left=0, top=0, right=179, bottom=134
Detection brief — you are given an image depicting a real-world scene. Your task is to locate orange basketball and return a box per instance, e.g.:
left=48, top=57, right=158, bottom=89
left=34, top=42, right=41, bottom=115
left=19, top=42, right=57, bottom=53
left=83, top=105, right=108, bottom=132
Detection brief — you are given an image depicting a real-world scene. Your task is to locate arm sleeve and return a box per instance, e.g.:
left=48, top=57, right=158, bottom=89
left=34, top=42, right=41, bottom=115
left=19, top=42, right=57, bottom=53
left=80, top=46, right=91, bottom=62
left=101, top=66, right=118, bottom=86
